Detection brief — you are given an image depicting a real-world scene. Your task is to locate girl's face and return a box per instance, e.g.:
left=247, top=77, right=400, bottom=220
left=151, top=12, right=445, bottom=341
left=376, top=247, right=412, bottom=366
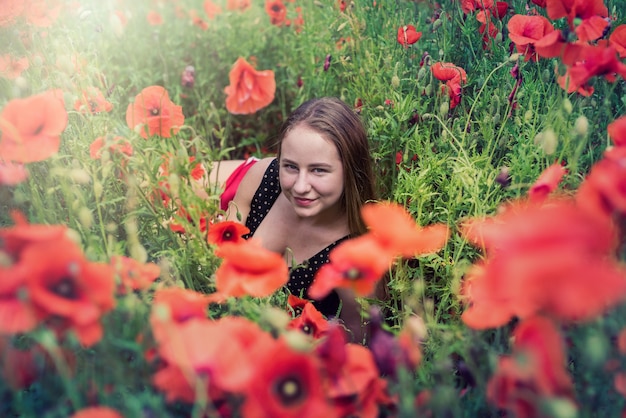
left=279, top=125, right=345, bottom=219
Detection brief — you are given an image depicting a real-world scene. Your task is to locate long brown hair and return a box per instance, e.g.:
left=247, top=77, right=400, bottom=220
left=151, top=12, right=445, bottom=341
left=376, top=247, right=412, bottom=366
left=276, top=97, right=377, bottom=236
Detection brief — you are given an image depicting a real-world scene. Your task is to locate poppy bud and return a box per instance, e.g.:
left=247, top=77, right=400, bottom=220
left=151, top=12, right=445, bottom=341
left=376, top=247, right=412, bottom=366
left=495, top=166, right=511, bottom=188
left=391, top=75, right=400, bottom=88
left=439, top=101, right=449, bottom=116
left=78, top=207, right=93, bottom=229
left=181, top=65, right=195, bottom=88
left=432, top=18, right=442, bottom=31
left=574, top=115, right=588, bottom=137
left=323, top=54, right=331, bottom=71
left=417, top=66, right=427, bottom=80
left=534, top=129, right=557, bottom=155
left=93, top=181, right=103, bottom=199
left=562, top=98, right=573, bottom=114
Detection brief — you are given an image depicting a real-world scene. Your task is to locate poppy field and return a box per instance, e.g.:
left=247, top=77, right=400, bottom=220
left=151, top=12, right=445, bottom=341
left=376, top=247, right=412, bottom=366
left=2, top=0, right=626, bottom=416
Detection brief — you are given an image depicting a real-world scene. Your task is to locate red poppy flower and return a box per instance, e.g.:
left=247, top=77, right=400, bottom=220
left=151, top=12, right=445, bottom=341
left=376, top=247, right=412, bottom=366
left=608, top=115, right=626, bottom=147
left=203, top=0, right=222, bottom=19
left=147, top=10, right=163, bottom=25
left=361, top=201, right=450, bottom=258
left=207, top=220, right=250, bottom=246
left=24, top=237, right=116, bottom=346
left=0, top=90, right=67, bottom=163
left=460, top=0, right=494, bottom=14
left=308, top=235, right=392, bottom=299
left=238, top=338, right=337, bottom=418
left=224, top=57, right=276, bottom=115
left=575, top=15, right=610, bottom=43
left=531, top=0, right=546, bottom=7
left=111, top=255, right=160, bottom=294
left=23, top=0, right=63, bottom=27
left=89, top=136, right=133, bottom=159
left=74, top=86, right=113, bottom=114
left=528, top=163, right=567, bottom=203
left=460, top=198, right=626, bottom=329
left=150, top=287, right=210, bottom=344
left=227, top=0, right=251, bottom=11
left=397, top=25, right=422, bottom=48
left=558, top=45, right=626, bottom=96
left=70, top=407, right=123, bottom=418
left=156, top=318, right=257, bottom=392
left=125, top=85, right=184, bottom=139
left=0, top=161, right=28, bottom=185
left=609, top=25, right=626, bottom=58
left=507, top=14, right=555, bottom=62
left=576, top=146, right=626, bottom=222
left=189, top=9, right=209, bottom=30
left=546, top=0, right=607, bottom=26
left=0, top=54, right=29, bottom=79
left=487, top=316, right=574, bottom=418
left=0, top=0, right=24, bottom=27
left=214, top=240, right=289, bottom=298
left=476, top=10, right=499, bottom=50
left=288, top=302, right=329, bottom=339
left=430, top=62, right=467, bottom=109
left=287, top=294, right=310, bottom=317
left=266, top=0, right=287, bottom=26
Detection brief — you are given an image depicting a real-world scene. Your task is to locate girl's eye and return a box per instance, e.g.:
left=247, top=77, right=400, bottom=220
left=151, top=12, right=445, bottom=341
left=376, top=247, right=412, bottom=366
left=283, top=164, right=298, bottom=171
left=312, top=168, right=327, bottom=173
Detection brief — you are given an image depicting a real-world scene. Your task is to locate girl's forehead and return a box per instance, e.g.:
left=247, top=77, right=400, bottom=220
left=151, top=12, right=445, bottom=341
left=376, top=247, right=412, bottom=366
left=280, top=126, right=341, bottom=162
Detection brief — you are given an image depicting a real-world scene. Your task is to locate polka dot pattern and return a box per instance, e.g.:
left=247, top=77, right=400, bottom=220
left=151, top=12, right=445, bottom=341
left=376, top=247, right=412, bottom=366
left=242, top=158, right=349, bottom=316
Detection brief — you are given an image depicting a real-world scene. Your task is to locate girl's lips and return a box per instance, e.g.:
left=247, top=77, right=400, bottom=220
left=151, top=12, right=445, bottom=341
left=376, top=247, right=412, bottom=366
left=294, top=197, right=315, bottom=206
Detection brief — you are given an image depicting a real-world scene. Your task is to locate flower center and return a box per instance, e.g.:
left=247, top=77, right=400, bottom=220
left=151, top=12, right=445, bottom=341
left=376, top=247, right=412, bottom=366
left=343, top=268, right=362, bottom=280
left=271, top=4, right=282, bottom=12
left=275, top=377, right=304, bottom=406
left=222, top=230, right=233, bottom=240
left=50, top=277, right=78, bottom=299
left=301, top=323, right=313, bottom=334
left=150, top=107, right=160, bottom=116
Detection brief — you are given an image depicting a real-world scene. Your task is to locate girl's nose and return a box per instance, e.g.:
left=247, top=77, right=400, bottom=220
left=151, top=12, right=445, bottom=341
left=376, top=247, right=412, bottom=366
left=293, top=172, right=311, bottom=194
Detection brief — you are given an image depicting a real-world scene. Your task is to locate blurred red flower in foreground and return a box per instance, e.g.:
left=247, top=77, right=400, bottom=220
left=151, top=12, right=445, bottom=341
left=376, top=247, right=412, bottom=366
left=431, top=62, right=467, bottom=109
left=576, top=146, right=626, bottom=223
left=24, top=237, right=116, bottom=346
left=125, top=85, right=184, bottom=138
left=309, top=235, right=392, bottom=299
left=265, top=0, right=287, bottom=26
left=609, top=24, right=626, bottom=58
left=239, top=338, right=336, bottom=418
left=70, top=407, right=123, bottom=418
left=0, top=90, right=67, bottom=163
left=608, top=115, right=626, bottom=146
left=0, top=161, right=28, bottom=185
left=224, top=57, right=276, bottom=115
left=460, top=198, right=626, bottom=329
left=310, top=202, right=448, bottom=299
left=362, top=202, right=450, bottom=258
left=214, top=240, right=289, bottom=298
left=74, top=87, right=113, bottom=114
left=397, top=25, right=422, bottom=48
left=487, top=316, right=575, bottom=418
left=528, top=163, right=566, bottom=203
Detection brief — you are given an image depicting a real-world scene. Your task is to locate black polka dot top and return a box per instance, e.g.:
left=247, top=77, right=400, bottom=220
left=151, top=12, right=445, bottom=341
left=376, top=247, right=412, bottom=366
left=244, top=158, right=349, bottom=317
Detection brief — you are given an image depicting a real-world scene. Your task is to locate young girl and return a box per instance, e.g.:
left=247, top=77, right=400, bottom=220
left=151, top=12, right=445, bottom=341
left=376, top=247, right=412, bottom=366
left=218, top=97, right=378, bottom=342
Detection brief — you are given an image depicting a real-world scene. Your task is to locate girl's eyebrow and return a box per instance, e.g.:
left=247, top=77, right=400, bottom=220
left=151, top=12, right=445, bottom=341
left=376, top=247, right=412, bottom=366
left=281, top=158, right=333, bottom=168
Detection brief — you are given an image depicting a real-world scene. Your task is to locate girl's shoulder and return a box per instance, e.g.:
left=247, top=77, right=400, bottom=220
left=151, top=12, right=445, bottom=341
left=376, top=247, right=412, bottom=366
left=226, top=157, right=276, bottom=221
